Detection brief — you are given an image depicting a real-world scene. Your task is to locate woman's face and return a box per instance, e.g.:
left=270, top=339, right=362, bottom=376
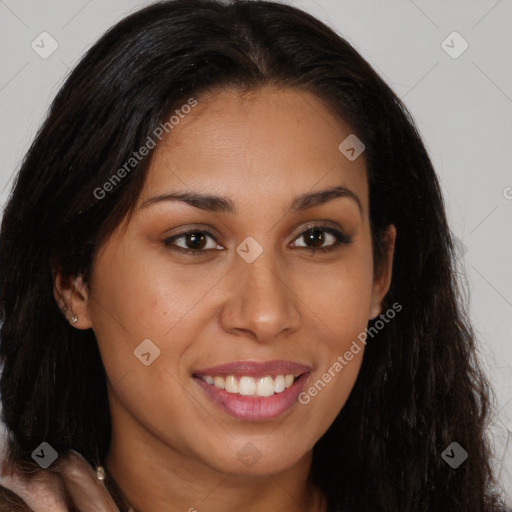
left=74, top=86, right=394, bottom=476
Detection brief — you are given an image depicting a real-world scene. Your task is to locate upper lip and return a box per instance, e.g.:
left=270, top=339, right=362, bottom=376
left=192, top=360, right=312, bottom=377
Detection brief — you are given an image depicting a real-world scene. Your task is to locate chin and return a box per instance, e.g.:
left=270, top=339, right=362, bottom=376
left=205, top=443, right=310, bottom=477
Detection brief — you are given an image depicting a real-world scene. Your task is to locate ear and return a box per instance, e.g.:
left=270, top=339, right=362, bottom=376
left=53, top=271, right=93, bottom=330
left=369, top=224, right=396, bottom=320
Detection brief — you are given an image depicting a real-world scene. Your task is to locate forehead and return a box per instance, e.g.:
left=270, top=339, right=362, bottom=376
left=139, top=86, right=368, bottom=213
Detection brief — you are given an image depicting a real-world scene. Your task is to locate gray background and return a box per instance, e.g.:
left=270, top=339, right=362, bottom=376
left=1, top=0, right=511, bottom=503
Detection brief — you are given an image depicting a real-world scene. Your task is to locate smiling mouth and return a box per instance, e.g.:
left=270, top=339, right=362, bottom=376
left=191, top=360, right=312, bottom=421
left=197, top=373, right=301, bottom=397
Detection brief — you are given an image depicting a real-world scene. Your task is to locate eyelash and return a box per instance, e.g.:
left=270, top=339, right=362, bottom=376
left=163, top=224, right=352, bottom=257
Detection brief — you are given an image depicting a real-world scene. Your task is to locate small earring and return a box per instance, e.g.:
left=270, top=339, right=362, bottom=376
left=96, top=466, right=106, bottom=481
left=71, top=314, right=78, bottom=324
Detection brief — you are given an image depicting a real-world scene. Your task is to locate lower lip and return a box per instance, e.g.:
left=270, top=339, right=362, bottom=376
left=194, top=373, right=310, bottom=421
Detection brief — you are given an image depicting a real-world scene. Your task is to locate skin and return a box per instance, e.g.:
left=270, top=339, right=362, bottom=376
left=55, top=86, right=396, bottom=512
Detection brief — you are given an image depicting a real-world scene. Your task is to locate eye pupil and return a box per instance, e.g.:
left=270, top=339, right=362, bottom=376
left=187, top=232, right=206, bottom=250
left=305, top=229, right=324, bottom=248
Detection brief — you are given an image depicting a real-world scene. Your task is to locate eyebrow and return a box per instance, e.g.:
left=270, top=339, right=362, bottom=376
left=140, top=185, right=362, bottom=215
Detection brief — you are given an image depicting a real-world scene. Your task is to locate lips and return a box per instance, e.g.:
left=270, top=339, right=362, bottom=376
left=193, top=360, right=312, bottom=377
left=192, top=360, right=312, bottom=421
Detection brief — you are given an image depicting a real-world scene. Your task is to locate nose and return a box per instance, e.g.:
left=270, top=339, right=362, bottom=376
left=219, top=250, right=302, bottom=344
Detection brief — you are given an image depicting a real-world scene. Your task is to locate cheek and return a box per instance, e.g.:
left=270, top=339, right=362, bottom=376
left=294, top=247, right=374, bottom=338
left=87, top=242, right=232, bottom=389
left=89, top=245, right=205, bottom=336
left=292, top=248, right=373, bottom=420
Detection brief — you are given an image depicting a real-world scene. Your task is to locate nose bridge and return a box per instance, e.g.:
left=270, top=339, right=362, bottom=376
left=220, top=243, right=301, bottom=341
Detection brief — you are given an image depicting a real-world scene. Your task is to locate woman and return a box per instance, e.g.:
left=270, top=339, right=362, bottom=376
left=0, top=0, right=507, bottom=510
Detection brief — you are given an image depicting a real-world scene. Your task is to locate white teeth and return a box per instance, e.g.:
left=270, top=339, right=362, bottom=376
left=213, top=376, right=225, bottom=389
left=238, top=376, right=257, bottom=395
left=274, top=375, right=286, bottom=393
left=200, top=374, right=299, bottom=397
left=225, top=375, right=238, bottom=393
left=256, top=376, right=275, bottom=397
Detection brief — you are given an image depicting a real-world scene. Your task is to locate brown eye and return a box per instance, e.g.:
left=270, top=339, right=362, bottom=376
left=164, top=230, right=223, bottom=254
left=184, top=232, right=207, bottom=250
left=302, top=229, right=326, bottom=248
left=291, top=226, right=351, bottom=252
